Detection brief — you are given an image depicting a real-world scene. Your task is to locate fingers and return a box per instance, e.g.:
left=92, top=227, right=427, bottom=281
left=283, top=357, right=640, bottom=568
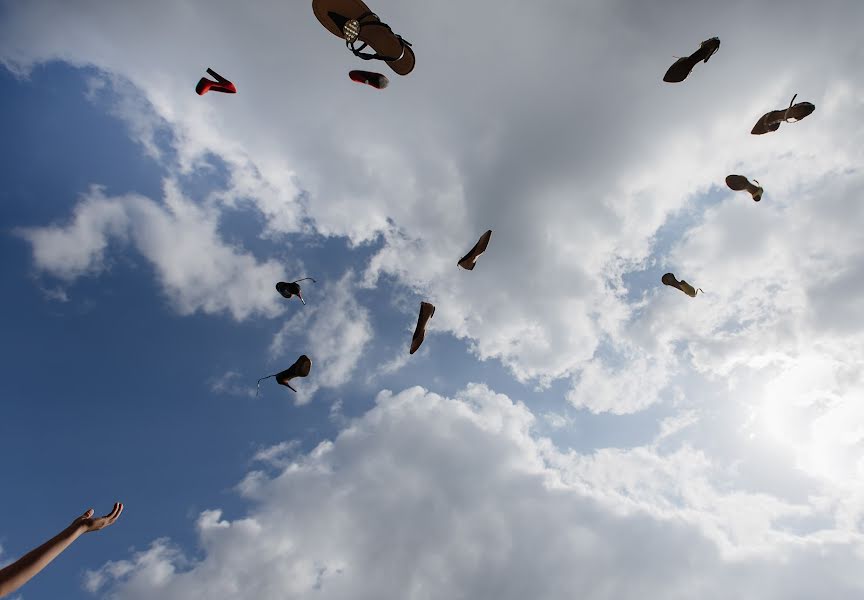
left=88, top=502, right=124, bottom=531
left=102, top=502, right=123, bottom=523
left=74, top=508, right=94, bottom=525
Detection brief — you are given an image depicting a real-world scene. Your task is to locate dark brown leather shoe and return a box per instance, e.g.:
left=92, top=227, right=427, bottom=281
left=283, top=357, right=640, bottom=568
left=663, top=37, right=720, bottom=83
left=410, top=302, right=435, bottom=354
left=752, top=94, right=815, bottom=135
left=276, top=277, right=316, bottom=305
left=275, top=355, right=312, bottom=392
left=458, top=230, right=492, bottom=270
left=257, top=355, right=312, bottom=395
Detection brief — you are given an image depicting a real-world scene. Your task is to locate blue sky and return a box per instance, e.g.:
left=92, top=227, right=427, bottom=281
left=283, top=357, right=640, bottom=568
left=2, top=1, right=864, bottom=599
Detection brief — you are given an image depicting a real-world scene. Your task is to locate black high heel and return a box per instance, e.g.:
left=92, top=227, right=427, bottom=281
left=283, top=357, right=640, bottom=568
left=663, top=37, right=720, bottom=83
left=257, top=355, right=312, bottom=395
left=276, top=277, right=317, bottom=305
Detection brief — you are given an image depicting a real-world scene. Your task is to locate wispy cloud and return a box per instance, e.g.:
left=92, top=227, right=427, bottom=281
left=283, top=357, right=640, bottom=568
left=209, top=371, right=256, bottom=399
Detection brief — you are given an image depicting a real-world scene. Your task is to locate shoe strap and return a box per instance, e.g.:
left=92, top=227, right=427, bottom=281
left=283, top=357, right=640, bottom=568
left=206, top=68, right=230, bottom=84
left=345, top=12, right=412, bottom=62
left=784, top=93, right=799, bottom=121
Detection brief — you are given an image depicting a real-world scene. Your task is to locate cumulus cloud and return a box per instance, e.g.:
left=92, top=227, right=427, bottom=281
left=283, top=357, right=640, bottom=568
left=17, top=182, right=287, bottom=321
left=85, top=384, right=864, bottom=599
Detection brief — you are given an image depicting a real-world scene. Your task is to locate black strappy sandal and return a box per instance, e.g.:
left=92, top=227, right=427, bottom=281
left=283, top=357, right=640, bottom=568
left=276, top=277, right=316, bottom=305
left=663, top=37, right=720, bottom=83
left=257, top=355, right=312, bottom=395
left=751, top=94, right=816, bottom=135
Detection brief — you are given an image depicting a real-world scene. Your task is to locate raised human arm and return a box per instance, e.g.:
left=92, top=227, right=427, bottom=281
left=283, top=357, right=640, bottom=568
left=0, top=503, right=123, bottom=598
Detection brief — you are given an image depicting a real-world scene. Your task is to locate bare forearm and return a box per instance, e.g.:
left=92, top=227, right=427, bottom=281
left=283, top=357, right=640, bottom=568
left=0, top=523, right=86, bottom=597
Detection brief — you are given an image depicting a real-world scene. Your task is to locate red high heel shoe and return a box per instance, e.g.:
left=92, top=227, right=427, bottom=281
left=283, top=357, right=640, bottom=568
left=196, top=68, right=237, bottom=95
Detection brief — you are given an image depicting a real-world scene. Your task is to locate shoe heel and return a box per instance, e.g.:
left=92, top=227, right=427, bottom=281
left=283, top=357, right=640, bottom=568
left=206, top=68, right=227, bottom=83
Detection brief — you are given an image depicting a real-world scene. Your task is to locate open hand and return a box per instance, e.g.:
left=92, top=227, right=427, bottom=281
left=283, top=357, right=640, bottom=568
left=72, top=503, right=123, bottom=534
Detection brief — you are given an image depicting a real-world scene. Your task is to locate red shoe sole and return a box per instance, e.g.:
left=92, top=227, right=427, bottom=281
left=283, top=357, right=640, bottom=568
left=349, top=70, right=389, bottom=89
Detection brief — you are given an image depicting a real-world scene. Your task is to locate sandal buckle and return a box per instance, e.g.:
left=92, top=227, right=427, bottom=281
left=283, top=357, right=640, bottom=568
left=343, top=19, right=361, bottom=42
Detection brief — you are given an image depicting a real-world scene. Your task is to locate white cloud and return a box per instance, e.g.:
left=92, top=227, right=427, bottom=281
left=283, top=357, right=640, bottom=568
left=655, top=409, right=699, bottom=442
left=367, top=347, right=412, bottom=382
left=84, top=538, right=185, bottom=595
left=86, top=384, right=864, bottom=599
left=18, top=182, right=287, bottom=321
left=17, top=188, right=131, bottom=281
left=568, top=352, right=673, bottom=415
left=252, top=441, right=301, bottom=468
left=84, top=72, right=171, bottom=162
left=542, top=411, right=572, bottom=430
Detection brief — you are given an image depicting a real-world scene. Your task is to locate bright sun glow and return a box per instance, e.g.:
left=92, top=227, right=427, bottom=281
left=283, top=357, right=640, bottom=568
left=756, top=355, right=864, bottom=484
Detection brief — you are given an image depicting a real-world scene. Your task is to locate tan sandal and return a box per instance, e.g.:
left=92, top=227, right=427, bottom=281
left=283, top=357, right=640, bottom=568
left=725, top=174, right=763, bottom=202
left=662, top=273, right=703, bottom=298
